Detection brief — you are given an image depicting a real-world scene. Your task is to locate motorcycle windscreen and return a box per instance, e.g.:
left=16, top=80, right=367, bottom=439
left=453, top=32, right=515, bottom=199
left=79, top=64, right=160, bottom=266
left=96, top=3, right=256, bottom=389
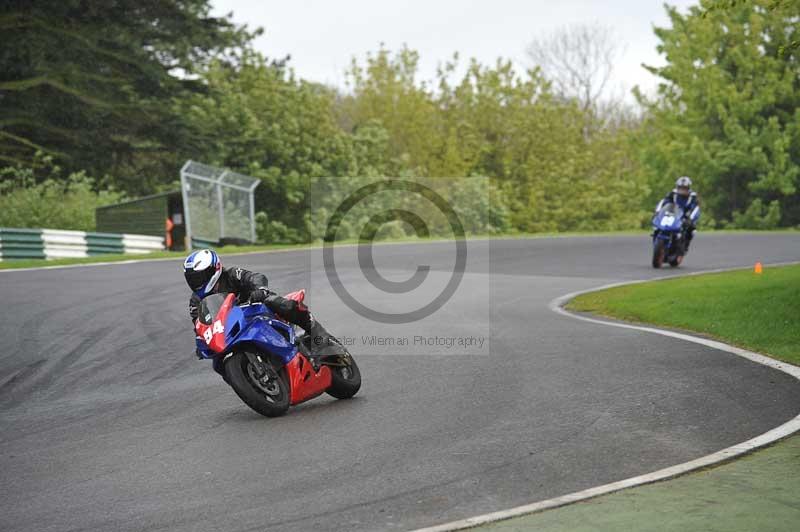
left=658, top=203, right=685, bottom=218
left=199, top=293, right=229, bottom=325
left=656, top=204, right=685, bottom=230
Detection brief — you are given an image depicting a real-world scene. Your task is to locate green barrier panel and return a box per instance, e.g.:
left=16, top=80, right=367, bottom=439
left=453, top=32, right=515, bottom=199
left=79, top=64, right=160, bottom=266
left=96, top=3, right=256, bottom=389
left=0, top=228, right=45, bottom=244
left=85, top=236, right=124, bottom=246
left=0, top=228, right=43, bottom=234
left=1, top=234, right=45, bottom=243
left=0, top=247, right=46, bottom=259
left=0, top=229, right=45, bottom=260
left=2, top=243, right=46, bottom=252
left=86, top=233, right=124, bottom=255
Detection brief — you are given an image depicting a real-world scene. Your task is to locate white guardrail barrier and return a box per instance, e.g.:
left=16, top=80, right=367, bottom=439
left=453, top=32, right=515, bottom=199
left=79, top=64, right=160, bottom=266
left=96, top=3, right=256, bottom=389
left=0, top=228, right=165, bottom=261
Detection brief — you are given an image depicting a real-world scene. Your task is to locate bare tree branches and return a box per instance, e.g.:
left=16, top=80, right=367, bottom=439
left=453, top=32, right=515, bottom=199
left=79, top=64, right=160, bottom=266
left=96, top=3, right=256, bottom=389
left=525, top=23, right=624, bottom=115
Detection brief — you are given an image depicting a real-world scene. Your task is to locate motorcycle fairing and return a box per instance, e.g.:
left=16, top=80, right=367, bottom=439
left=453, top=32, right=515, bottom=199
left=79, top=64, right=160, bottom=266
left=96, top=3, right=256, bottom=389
left=195, top=293, right=236, bottom=355
left=195, top=294, right=296, bottom=363
left=283, top=289, right=307, bottom=311
left=652, top=204, right=685, bottom=237
left=285, top=353, right=332, bottom=405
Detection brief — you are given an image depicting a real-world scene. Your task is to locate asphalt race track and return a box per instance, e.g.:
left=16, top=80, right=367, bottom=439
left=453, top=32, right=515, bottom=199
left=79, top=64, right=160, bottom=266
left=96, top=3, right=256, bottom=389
left=1, top=234, right=799, bottom=532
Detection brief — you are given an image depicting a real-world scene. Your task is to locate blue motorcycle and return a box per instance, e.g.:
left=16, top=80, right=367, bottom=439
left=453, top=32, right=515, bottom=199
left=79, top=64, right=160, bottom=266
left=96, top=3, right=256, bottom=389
left=651, top=203, right=690, bottom=268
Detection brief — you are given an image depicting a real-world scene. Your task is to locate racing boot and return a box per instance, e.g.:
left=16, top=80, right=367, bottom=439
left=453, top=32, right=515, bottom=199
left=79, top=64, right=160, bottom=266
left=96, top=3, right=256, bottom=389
left=303, top=314, right=337, bottom=354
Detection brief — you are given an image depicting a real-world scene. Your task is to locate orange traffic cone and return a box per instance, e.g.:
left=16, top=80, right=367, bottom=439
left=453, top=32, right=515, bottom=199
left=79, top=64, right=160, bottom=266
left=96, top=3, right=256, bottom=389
left=754, top=262, right=763, bottom=274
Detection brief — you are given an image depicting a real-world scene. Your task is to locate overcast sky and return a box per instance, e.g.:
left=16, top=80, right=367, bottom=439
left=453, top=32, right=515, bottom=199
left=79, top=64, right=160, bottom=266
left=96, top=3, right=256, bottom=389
left=211, top=1, right=697, bottom=101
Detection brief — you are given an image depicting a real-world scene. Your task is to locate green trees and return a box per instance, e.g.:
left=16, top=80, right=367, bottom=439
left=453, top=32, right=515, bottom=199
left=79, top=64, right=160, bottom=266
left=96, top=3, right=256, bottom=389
left=340, top=48, right=646, bottom=232
left=0, top=0, right=257, bottom=193
left=2, top=1, right=797, bottom=237
left=638, top=0, right=799, bottom=228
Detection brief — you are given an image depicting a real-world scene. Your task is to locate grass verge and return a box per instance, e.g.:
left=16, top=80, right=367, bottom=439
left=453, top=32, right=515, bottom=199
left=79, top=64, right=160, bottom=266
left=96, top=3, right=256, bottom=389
left=479, top=433, right=800, bottom=532
left=568, top=263, right=800, bottom=365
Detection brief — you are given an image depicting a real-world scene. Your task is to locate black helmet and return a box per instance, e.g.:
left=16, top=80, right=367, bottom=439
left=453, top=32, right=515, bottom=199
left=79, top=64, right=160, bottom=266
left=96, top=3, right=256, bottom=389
left=183, top=249, right=222, bottom=298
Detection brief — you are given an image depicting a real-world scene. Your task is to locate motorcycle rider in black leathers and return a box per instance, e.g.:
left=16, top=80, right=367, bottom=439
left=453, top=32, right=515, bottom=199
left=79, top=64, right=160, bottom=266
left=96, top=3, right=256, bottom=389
left=183, top=249, right=331, bottom=381
left=655, top=176, right=700, bottom=250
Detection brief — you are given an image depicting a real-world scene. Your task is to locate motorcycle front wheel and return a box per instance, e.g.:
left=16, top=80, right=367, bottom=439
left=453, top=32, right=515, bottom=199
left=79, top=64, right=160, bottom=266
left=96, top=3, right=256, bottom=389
left=226, top=351, right=290, bottom=417
left=652, top=239, right=666, bottom=268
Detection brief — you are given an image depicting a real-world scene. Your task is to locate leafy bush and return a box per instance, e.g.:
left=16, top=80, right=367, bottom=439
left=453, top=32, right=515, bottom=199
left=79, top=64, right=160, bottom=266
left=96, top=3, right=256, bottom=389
left=728, top=199, right=782, bottom=229
left=0, top=160, right=124, bottom=231
left=255, top=211, right=302, bottom=244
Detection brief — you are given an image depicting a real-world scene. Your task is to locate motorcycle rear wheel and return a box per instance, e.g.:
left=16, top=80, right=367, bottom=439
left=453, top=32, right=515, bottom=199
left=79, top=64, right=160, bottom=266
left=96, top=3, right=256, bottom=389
left=669, top=255, right=683, bottom=267
left=226, top=351, right=290, bottom=417
left=326, top=354, right=361, bottom=400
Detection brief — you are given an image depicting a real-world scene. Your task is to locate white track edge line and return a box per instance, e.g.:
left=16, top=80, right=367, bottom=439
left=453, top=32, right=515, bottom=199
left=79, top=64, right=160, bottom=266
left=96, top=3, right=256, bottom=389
left=410, top=260, right=800, bottom=532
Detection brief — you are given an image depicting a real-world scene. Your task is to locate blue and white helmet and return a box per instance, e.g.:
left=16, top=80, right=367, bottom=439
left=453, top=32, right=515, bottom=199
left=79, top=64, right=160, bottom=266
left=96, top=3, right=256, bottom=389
left=675, top=176, right=692, bottom=194
left=183, top=249, right=222, bottom=298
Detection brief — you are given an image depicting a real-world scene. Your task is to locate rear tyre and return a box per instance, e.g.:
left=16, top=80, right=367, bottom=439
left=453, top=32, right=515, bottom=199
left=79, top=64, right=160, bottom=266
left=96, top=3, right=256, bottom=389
left=652, top=239, right=666, bottom=268
left=326, top=354, right=361, bottom=400
left=669, top=240, right=686, bottom=267
left=225, top=351, right=290, bottom=417
left=669, top=255, right=683, bottom=267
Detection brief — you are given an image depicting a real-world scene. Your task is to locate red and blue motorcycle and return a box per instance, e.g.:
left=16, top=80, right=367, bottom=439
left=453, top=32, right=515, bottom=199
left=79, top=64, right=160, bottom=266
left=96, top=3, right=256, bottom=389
left=194, top=290, right=361, bottom=417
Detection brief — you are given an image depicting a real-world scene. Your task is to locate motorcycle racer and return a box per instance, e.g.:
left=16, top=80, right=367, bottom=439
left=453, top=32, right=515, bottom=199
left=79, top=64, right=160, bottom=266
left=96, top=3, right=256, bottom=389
left=183, top=249, right=332, bottom=379
left=654, top=176, right=700, bottom=250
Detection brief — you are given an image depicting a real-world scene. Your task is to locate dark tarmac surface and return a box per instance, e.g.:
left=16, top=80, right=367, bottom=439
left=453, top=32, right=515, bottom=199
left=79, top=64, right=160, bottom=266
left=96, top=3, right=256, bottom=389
left=1, top=233, right=799, bottom=532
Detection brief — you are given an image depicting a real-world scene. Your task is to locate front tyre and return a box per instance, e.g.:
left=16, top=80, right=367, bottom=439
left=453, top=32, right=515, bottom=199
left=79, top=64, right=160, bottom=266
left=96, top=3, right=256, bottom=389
left=652, top=239, right=666, bottom=268
left=326, top=354, right=361, bottom=400
left=225, top=351, right=290, bottom=417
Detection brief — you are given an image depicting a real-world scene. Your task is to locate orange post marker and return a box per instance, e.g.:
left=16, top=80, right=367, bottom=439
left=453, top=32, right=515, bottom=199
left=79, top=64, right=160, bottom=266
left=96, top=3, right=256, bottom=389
left=754, top=262, right=763, bottom=274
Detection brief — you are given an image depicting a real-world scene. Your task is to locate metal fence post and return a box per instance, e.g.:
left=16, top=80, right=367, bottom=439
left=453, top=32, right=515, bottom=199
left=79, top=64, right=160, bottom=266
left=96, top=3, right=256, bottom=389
left=249, top=180, right=260, bottom=243
left=218, top=170, right=229, bottom=240
left=180, top=160, right=193, bottom=250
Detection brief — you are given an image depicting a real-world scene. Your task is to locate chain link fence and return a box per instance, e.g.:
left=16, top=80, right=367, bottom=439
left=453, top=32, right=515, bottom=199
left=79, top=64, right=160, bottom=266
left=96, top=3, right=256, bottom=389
left=180, top=161, right=260, bottom=249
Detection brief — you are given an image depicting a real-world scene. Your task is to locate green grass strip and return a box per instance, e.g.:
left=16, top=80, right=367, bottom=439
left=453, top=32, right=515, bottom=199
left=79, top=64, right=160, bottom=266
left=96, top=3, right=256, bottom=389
left=479, top=433, right=800, bottom=532
left=568, top=263, right=800, bottom=364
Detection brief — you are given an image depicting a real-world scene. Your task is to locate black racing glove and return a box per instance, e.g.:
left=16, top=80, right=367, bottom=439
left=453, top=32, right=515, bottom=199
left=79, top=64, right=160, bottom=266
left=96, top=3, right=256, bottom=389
left=249, top=288, right=271, bottom=303
left=189, top=303, right=199, bottom=321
